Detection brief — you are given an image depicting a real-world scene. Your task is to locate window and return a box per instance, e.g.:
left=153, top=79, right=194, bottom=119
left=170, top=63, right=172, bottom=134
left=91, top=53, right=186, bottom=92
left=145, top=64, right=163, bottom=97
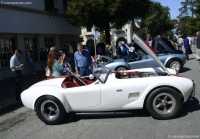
left=0, top=38, right=15, bottom=68
left=63, top=0, right=70, bottom=11
left=44, top=0, right=55, bottom=11
left=45, top=37, right=54, bottom=50
left=24, top=38, right=38, bottom=62
left=86, top=27, right=92, bottom=32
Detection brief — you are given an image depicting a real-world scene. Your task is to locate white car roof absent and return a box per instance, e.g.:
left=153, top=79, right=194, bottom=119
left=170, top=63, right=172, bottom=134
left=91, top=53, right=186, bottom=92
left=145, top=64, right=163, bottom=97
left=133, top=34, right=169, bottom=74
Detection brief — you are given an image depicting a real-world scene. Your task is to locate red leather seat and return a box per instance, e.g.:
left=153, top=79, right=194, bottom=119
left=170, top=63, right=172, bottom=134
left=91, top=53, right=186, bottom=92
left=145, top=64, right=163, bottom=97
left=72, top=77, right=85, bottom=87
left=62, top=81, right=76, bottom=88
left=85, top=80, right=95, bottom=85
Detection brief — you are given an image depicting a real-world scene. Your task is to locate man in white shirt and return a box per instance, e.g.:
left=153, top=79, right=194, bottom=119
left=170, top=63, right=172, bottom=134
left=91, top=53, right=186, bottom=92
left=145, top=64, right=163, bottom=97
left=178, top=36, right=183, bottom=50
left=10, top=49, right=24, bottom=100
left=187, top=35, right=192, bottom=46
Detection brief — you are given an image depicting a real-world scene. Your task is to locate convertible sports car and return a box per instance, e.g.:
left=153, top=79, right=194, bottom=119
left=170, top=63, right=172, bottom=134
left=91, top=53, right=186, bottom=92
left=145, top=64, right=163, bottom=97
left=21, top=34, right=195, bottom=125
left=104, top=36, right=186, bottom=72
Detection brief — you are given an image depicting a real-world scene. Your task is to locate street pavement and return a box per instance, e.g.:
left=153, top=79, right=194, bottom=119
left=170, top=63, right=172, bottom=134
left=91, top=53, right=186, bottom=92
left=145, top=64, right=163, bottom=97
left=0, top=46, right=200, bottom=139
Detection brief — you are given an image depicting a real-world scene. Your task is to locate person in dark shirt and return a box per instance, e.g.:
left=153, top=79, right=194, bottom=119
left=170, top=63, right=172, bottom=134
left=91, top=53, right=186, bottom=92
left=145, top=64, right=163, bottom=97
left=183, top=35, right=190, bottom=60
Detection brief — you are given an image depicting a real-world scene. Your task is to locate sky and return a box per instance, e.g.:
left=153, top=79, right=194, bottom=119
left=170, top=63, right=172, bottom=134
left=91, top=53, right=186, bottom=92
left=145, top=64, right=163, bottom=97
left=153, top=0, right=183, bottom=19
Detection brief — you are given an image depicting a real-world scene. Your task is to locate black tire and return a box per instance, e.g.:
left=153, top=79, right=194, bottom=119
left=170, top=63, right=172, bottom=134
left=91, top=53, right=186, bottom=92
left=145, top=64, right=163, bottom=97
left=146, top=87, right=182, bottom=120
left=35, top=96, right=67, bottom=125
left=115, top=66, right=128, bottom=72
left=166, top=58, right=183, bottom=72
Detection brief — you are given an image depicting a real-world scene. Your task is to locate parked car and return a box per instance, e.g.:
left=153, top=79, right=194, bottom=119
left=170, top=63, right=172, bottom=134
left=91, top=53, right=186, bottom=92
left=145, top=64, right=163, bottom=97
left=104, top=36, right=186, bottom=72
left=21, top=34, right=195, bottom=125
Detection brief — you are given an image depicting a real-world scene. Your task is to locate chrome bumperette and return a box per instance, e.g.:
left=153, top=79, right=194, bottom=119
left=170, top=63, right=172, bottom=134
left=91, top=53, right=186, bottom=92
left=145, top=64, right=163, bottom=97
left=190, top=80, right=196, bottom=97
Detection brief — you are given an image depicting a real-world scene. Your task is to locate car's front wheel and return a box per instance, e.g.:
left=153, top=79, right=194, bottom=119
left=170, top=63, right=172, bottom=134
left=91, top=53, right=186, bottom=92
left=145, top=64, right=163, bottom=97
left=146, top=87, right=182, bottom=120
left=167, top=58, right=182, bottom=72
left=35, top=96, right=67, bottom=125
left=115, top=66, right=128, bottom=72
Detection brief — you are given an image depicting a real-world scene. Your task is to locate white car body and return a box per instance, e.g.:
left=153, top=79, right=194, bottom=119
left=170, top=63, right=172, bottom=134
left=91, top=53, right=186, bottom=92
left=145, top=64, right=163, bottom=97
left=21, top=34, right=196, bottom=125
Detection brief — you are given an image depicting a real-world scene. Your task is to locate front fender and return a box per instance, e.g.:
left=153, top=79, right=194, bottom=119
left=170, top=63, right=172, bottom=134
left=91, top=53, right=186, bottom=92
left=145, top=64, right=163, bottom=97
left=21, top=86, right=71, bottom=113
left=106, top=61, right=127, bottom=70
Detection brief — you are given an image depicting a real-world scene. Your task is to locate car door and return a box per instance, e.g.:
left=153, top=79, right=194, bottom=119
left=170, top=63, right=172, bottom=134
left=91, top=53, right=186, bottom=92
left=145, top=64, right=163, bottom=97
left=99, top=78, right=144, bottom=110
left=146, top=55, right=167, bottom=68
left=128, top=58, right=147, bottom=69
left=64, top=82, right=101, bottom=107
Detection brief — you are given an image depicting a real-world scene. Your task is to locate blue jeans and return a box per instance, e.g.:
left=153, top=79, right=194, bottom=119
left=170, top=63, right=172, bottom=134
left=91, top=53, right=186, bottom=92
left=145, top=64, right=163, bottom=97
left=78, top=67, right=90, bottom=77
left=178, top=44, right=182, bottom=50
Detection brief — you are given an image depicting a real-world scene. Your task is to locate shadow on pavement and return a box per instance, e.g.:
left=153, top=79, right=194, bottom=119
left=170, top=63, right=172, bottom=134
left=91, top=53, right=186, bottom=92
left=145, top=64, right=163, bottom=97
left=180, top=67, right=191, bottom=73
left=61, top=109, right=151, bottom=125
left=0, top=102, right=24, bottom=116
left=61, top=97, right=200, bottom=125
left=177, top=97, right=200, bottom=118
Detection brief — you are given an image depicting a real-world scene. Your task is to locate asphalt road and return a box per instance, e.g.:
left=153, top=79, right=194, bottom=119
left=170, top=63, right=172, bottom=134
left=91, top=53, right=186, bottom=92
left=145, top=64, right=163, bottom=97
left=0, top=48, right=200, bottom=139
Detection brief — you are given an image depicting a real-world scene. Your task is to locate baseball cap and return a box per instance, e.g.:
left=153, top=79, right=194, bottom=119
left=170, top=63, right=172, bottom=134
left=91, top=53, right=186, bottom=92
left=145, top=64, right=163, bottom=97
left=16, top=49, right=23, bottom=55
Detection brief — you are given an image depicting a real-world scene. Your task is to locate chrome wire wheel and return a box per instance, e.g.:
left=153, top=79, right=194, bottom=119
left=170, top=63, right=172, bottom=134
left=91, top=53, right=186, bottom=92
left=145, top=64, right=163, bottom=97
left=169, top=61, right=181, bottom=71
left=116, top=67, right=127, bottom=72
left=41, top=100, right=60, bottom=121
left=153, top=93, right=176, bottom=115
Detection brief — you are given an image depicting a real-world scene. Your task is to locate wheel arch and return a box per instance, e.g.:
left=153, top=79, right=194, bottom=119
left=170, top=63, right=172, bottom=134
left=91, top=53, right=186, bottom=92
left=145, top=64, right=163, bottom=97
left=114, top=65, right=129, bottom=71
left=34, top=94, right=71, bottom=113
left=143, top=85, right=184, bottom=108
left=165, top=57, right=183, bottom=67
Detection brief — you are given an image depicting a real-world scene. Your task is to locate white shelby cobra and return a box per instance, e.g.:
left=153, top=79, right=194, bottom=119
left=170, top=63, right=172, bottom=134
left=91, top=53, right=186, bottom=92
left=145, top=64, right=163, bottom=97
left=21, top=34, right=196, bottom=125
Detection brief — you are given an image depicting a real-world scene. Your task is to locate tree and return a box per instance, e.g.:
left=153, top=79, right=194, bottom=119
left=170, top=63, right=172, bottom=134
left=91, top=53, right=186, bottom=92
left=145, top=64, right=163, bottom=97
left=176, top=0, right=200, bottom=35
left=65, top=0, right=150, bottom=44
left=140, top=2, right=175, bottom=37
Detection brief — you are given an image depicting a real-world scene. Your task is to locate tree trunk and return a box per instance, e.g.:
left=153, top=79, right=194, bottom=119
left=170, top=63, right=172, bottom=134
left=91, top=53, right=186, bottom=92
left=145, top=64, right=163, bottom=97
left=104, top=24, right=111, bottom=45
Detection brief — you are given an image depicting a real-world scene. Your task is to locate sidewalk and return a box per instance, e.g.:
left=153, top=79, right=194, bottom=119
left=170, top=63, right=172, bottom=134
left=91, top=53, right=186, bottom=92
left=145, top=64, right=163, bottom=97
left=0, top=71, right=46, bottom=112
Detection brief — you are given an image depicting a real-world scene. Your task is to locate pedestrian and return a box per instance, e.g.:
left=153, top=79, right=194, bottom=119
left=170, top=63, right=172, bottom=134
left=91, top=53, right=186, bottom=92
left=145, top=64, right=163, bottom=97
left=178, top=35, right=184, bottom=50
left=187, top=35, right=193, bottom=54
left=116, top=42, right=123, bottom=59
left=105, top=44, right=113, bottom=58
left=117, top=41, right=129, bottom=60
left=183, top=34, right=190, bottom=60
left=74, top=43, right=92, bottom=77
left=40, top=48, right=47, bottom=70
left=62, top=54, right=72, bottom=75
left=27, top=50, right=37, bottom=74
left=46, top=51, right=65, bottom=78
left=146, top=34, right=153, bottom=47
left=195, top=31, right=200, bottom=71
left=10, top=49, right=24, bottom=100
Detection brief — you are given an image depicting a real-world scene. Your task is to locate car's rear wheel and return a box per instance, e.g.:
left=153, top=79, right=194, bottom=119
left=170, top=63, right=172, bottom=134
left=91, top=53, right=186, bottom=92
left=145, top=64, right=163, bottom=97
left=35, top=96, right=67, bottom=125
left=115, top=66, right=128, bottom=72
left=146, top=87, right=182, bottom=120
left=167, top=58, right=183, bottom=72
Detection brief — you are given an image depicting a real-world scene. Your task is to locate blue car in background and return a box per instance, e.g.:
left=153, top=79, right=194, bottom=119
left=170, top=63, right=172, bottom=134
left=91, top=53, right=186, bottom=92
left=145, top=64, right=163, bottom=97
left=100, top=37, right=186, bottom=72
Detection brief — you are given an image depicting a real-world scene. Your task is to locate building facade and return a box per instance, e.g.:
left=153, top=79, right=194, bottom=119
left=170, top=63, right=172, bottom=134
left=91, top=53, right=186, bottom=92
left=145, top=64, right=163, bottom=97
left=81, top=21, right=142, bottom=55
left=0, top=0, right=81, bottom=80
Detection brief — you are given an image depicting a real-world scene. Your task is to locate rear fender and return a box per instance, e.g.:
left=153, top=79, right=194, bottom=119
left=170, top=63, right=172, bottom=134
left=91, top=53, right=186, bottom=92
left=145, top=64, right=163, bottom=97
left=21, top=86, right=71, bottom=113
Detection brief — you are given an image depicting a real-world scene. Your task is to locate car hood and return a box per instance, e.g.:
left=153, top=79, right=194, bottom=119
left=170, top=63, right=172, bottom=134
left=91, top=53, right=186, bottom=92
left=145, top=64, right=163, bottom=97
left=30, top=78, right=65, bottom=88
left=133, top=34, right=169, bottom=74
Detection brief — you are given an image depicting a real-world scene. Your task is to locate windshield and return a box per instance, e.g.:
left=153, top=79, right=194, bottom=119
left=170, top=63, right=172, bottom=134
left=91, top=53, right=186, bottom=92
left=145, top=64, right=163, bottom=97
left=153, top=37, right=174, bottom=54
left=89, top=62, right=109, bottom=83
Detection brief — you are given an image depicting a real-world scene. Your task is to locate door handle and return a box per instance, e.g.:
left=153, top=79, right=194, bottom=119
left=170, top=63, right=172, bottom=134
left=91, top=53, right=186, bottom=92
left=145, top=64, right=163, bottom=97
left=117, top=89, right=122, bottom=92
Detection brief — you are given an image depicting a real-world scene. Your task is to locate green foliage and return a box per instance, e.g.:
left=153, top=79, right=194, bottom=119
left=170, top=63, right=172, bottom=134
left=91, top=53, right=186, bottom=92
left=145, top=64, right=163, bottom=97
left=65, top=0, right=150, bottom=44
left=79, top=35, right=84, bottom=42
left=97, top=32, right=106, bottom=43
left=177, top=0, right=200, bottom=35
left=140, top=2, right=175, bottom=37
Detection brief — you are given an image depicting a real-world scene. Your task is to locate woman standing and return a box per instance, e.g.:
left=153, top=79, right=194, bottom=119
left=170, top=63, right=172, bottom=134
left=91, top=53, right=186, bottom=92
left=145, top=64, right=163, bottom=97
left=46, top=51, right=65, bottom=77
